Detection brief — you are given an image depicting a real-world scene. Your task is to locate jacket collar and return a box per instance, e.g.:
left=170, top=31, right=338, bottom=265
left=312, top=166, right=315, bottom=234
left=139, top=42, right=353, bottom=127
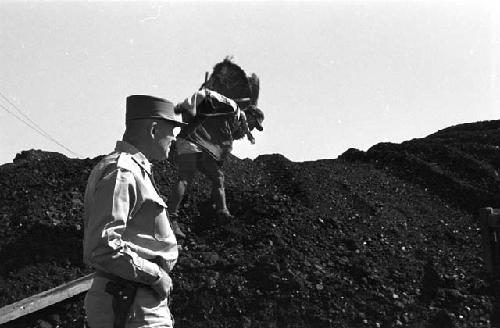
left=115, top=140, right=152, bottom=175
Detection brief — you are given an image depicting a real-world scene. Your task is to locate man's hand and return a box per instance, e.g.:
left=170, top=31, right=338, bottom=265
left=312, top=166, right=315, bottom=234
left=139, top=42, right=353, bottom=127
left=151, top=270, right=172, bottom=300
left=247, top=132, right=256, bottom=144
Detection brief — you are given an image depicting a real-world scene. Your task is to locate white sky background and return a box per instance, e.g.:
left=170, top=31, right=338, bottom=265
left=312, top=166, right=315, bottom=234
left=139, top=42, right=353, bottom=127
left=0, top=1, right=499, bottom=164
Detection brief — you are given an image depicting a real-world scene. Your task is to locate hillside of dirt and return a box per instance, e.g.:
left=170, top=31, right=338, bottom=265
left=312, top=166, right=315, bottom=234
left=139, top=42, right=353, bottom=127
left=1, top=120, right=500, bottom=328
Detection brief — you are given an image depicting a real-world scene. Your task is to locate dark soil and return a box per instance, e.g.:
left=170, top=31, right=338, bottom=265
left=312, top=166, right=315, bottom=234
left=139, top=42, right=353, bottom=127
left=1, top=120, right=500, bottom=328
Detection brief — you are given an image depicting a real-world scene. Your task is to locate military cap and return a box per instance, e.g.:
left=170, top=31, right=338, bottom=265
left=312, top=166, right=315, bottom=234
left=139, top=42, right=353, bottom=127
left=126, top=95, right=186, bottom=126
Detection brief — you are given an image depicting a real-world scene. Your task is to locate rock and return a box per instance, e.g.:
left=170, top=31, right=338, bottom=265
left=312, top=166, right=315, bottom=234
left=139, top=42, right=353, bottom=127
left=37, top=320, right=53, bottom=328
left=427, top=309, right=455, bottom=328
left=421, top=260, right=441, bottom=302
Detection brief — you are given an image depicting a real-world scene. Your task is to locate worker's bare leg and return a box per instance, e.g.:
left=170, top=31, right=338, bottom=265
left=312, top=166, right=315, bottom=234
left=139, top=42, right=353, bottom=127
left=198, top=153, right=233, bottom=219
left=168, top=153, right=198, bottom=238
left=168, top=153, right=198, bottom=216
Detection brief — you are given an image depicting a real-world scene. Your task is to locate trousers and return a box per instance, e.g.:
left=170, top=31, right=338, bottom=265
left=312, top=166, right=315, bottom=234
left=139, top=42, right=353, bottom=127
left=84, top=275, right=173, bottom=328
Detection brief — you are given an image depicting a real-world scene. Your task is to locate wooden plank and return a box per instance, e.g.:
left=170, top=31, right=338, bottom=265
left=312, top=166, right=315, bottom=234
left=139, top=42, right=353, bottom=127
left=479, top=207, right=500, bottom=278
left=0, top=273, right=94, bottom=325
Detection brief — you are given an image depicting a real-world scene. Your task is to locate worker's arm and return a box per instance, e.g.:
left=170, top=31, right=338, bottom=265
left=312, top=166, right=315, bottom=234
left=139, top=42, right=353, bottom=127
left=176, top=89, right=238, bottom=117
left=232, top=110, right=255, bottom=143
left=174, top=91, right=204, bottom=117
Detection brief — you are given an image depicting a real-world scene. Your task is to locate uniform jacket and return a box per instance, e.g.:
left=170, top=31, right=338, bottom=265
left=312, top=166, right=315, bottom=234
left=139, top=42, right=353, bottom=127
left=83, top=141, right=178, bottom=286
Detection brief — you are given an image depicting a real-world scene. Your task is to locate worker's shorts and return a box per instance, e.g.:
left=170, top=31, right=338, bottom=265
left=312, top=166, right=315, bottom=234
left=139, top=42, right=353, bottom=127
left=177, top=152, right=224, bottom=188
left=84, top=275, right=173, bottom=328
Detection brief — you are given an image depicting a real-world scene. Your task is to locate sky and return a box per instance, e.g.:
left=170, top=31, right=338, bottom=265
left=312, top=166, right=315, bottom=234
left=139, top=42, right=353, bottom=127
left=0, top=0, right=499, bottom=164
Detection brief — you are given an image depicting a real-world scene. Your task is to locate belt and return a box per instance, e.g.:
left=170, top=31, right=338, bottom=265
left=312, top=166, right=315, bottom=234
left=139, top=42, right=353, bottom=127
left=95, top=268, right=173, bottom=306
left=94, top=270, right=144, bottom=287
left=94, top=257, right=173, bottom=286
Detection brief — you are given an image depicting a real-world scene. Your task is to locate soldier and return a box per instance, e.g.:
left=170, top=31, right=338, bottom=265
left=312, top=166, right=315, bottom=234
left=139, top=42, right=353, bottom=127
left=83, top=95, right=185, bottom=328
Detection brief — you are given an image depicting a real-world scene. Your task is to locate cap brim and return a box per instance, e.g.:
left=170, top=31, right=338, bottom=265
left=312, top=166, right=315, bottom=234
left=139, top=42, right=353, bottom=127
left=165, top=119, right=187, bottom=127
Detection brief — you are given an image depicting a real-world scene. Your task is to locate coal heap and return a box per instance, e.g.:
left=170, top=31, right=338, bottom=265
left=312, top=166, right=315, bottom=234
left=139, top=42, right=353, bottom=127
left=1, top=120, right=500, bottom=328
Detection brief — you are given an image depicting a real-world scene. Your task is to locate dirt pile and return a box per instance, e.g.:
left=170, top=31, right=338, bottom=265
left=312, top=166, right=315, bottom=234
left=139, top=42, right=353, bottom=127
left=1, top=120, right=500, bottom=328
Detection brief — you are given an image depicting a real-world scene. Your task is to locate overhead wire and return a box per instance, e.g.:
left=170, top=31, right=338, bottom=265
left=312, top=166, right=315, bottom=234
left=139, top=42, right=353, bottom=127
left=0, top=101, right=80, bottom=157
left=1, top=91, right=54, bottom=140
left=0, top=92, right=54, bottom=143
left=0, top=92, right=81, bottom=157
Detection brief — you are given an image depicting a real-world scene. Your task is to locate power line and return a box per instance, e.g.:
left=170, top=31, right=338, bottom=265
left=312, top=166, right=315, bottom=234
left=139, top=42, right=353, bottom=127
left=0, top=102, right=48, bottom=139
left=0, top=91, right=54, bottom=141
left=0, top=92, right=53, bottom=142
left=0, top=93, right=81, bottom=157
left=0, top=102, right=80, bottom=157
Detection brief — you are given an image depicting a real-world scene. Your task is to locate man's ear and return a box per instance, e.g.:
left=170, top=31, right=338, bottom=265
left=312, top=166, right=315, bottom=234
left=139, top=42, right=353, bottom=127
left=150, top=121, right=158, bottom=139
